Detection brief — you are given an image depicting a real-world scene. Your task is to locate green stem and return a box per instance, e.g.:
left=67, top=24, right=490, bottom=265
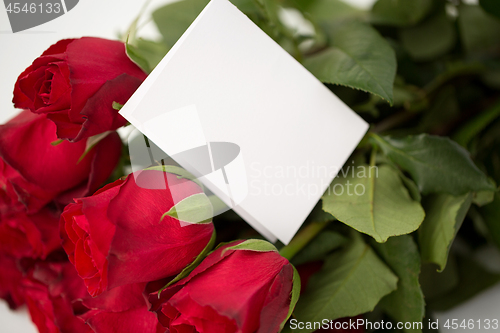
left=372, top=63, right=485, bottom=134
left=423, top=62, right=484, bottom=96
left=123, top=0, right=152, bottom=43
left=452, top=99, right=500, bottom=147
left=368, top=132, right=385, bottom=148
left=372, top=110, right=418, bottom=133
left=279, top=221, right=330, bottom=260
left=370, top=144, right=378, bottom=168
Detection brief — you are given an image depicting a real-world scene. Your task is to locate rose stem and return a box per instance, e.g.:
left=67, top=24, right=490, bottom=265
left=279, top=221, right=330, bottom=261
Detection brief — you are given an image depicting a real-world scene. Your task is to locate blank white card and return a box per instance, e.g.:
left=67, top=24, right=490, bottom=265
left=119, top=0, right=369, bottom=244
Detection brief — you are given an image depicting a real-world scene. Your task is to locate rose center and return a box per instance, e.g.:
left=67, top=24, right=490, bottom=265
left=38, top=70, right=54, bottom=104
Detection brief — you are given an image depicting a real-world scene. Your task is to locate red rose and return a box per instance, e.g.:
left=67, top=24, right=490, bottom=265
left=0, top=208, right=60, bottom=260
left=0, top=255, right=25, bottom=309
left=79, top=283, right=164, bottom=333
left=21, top=262, right=91, bottom=333
left=21, top=262, right=164, bottom=333
left=148, top=240, right=300, bottom=333
left=0, top=111, right=122, bottom=216
left=0, top=207, right=63, bottom=310
left=0, top=157, right=34, bottom=216
left=13, top=37, right=147, bottom=142
left=60, top=169, right=215, bottom=297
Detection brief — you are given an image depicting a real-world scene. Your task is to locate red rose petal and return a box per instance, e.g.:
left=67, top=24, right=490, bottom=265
left=73, top=73, right=142, bottom=141
left=105, top=171, right=213, bottom=289
left=65, top=37, right=146, bottom=122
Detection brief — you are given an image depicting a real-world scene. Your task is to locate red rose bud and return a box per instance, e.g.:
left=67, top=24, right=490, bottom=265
left=60, top=169, right=215, bottom=297
left=79, top=283, right=163, bottom=333
left=0, top=111, right=122, bottom=216
left=0, top=208, right=61, bottom=260
left=21, top=262, right=91, bottom=333
left=13, top=37, right=147, bottom=142
left=148, top=239, right=301, bottom=333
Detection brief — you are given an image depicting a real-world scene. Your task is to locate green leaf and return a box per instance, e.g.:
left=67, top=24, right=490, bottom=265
left=146, top=164, right=204, bottom=190
left=50, top=139, right=64, bottom=146
left=303, top=21, right=396, bottom=104
left=292, top=230, right=348, bottom=266
left=370, top=0, right=433, bottom=27
left=322, top=164, right=425, bottom=243
left=152, top=0, right=209, bottom=48
left=371, top=133, right=496, bottom=195
left=230, top=0, right=259, bottom=14
left=426, top=255, right=500, bottom=311
left=207, top=194, right=229, bottom=214
left=398, top=170, right=422, bottom=202
left=252, top=0, right=302, bottom=58
left=293, top=234, right=398, bottom=332
left=255, top=0, right=280, bottom=26
left=162, top=193, right=213, bottom=224
left=479, top=193, right=500, bottom=249
left=472, top=190, right=495, bottom=207
left=77, top=131, right=113, bottom=164
left=286, top=0, right=365, bottom=24
left=399, top=11, right=456, bottom=61
left=458, top=4, right=500, bottom=55
left=159, top=229, right=216, bottom=294
left=281, top=265, right=301, bottom=331
left=127, top=38, right=170, bottom=74
left=126, top=37, right=151, bottom=74
left=418, top=192, right=472, bottom=271
left=480, top=0, right=500, bottom=19
left=223, top=239, right=278, bottom=254
left=373, top=236, right=425, bottom=333
left=112, top=101, right=124, bottom=111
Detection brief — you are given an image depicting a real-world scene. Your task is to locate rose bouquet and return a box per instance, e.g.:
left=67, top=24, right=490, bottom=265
left=1, top=29, right=301, bottom=333
left=2, top=0, right=500, bottom=333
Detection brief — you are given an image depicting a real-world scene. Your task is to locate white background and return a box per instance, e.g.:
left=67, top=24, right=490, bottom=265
left=1, top=0, right=498, bottom=332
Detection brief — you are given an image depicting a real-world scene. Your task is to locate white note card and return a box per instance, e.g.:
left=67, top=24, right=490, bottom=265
left=119, top=0, right=369, bottom=244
